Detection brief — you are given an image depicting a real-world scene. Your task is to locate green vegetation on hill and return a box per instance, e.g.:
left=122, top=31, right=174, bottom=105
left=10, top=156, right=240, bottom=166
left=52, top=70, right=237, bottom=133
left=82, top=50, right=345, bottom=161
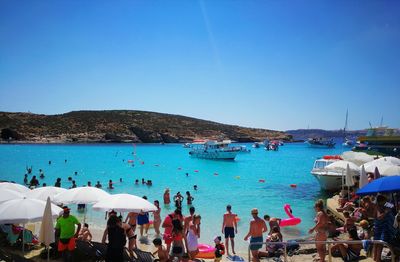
left=0, top=110, right=290, bottom=143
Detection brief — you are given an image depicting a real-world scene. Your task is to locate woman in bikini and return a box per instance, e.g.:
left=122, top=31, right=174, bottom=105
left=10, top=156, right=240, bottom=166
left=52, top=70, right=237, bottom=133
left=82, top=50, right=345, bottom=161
left=121, top=218, right=136, bottom=257
left=309, top=199, right=329, bottom=262
left=153, top=200, right=162, bottom=236
left=170, top=219, right=186, bottom=261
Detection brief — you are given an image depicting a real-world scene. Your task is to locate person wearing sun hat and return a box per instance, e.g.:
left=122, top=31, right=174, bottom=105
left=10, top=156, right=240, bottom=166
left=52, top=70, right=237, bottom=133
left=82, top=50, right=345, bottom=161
left=244, top=208, right=267, bottom=262
left=55, top=206, right=81, bottom=261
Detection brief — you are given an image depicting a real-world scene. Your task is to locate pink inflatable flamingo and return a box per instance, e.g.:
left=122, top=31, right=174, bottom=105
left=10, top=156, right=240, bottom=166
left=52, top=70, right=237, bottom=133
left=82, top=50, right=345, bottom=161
left=279, top=204, right=301, bottom=227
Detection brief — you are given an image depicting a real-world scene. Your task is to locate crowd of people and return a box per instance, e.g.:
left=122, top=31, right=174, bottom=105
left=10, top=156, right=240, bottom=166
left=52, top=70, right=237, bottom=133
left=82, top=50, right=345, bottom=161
left=306, top=171, right=400, bottom=262
left=19, top=160, right=400, bottom=262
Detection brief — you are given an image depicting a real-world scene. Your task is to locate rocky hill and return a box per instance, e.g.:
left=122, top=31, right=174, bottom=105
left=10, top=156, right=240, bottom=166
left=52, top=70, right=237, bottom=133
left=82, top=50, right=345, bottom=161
left=286, top=129, right=367, bottom=141
left=0, top=110, right=290, bottom=143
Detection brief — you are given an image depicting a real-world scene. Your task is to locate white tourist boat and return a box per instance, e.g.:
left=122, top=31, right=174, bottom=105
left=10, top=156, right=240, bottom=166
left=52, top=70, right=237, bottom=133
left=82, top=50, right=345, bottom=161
left=310, top=157, right=342, bottom=191
left=189, top=140, right=240, bottom=160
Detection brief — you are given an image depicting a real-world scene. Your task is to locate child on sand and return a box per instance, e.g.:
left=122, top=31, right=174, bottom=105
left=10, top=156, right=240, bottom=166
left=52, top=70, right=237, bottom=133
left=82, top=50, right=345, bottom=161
left=152, top=238, right=169, bottom=262
left=214, top=236, right=225, bottom=262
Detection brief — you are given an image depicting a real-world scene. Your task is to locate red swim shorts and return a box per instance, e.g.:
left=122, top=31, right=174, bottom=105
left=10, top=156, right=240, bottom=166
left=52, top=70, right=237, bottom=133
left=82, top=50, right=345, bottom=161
left=58, top=237, right=76, bottom=251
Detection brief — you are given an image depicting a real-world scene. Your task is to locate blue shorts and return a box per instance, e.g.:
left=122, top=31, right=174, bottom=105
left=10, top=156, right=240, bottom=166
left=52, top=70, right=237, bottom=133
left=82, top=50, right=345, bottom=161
left=250, top=236, right=263, bottom=250
left=137, top=213, right=149, bottom=225
left=224, top=227, right=235, bottom=239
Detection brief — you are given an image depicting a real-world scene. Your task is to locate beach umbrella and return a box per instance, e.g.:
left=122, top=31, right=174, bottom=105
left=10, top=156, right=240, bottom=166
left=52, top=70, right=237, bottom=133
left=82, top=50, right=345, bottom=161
left=345, top=164, right=355, bottom=187
left=28, top=186, right=67, bottom=201
left=92, top=193, right=157, bottom=213
left=38, top=197, right=55, bottom=261
left=341, top=151, right=375, bottom=166
left=372, top=157, right=400, bottom=166
left=0, top=197, right=62, bottom=253
left=379, top=165, right=400, bottom=177
left=364, top=161, right=395, bottom=173
left=0, top=188, right=25, bottom=204
left=326, top=160, right=360, bottom=174
left=357, top=176, right=400, bottom=196
left=359, top=165, right=368, bottom=189
left=0, top=182, right=30, bottom=194
left=53, top=187, right=110, bottom=205
left=374, top=167, right=381, bottom=180
left=0, top=197, right=62, bottom=224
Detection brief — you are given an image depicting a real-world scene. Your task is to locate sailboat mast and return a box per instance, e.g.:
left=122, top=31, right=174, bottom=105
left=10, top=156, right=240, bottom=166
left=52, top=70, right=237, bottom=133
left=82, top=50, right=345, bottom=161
left=343, top=109, right=348, bottom=138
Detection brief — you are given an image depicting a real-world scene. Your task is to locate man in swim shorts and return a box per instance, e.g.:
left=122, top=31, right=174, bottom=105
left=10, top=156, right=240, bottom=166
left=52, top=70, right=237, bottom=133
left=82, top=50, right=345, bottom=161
left=222, top=205, right=237, bottom=256
left=244, top=208, right=267, bottom=262
left=55, top=206, right=81, bottom=262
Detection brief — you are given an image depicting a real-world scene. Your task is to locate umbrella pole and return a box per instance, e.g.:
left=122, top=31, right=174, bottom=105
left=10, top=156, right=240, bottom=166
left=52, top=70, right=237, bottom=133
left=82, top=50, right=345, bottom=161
left=22, top=223, right=25, bottom=254
left=47, top=246, right=50, bottom=261
left=341, top=170, right=344, bottom=191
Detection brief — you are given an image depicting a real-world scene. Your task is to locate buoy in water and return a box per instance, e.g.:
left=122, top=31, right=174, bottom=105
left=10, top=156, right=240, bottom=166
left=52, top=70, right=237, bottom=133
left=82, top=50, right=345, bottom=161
left=127, top=160, right=133, bottom=163
left=214, top=173, right=218, bottom=176
left=259, top=179, right=265, bottom=183
left=178, top=167, right=182, bottom=170
left=290, top=184, right=297, bottom=188
left=141, top=161, right=144, bottom=164
left=194, top=170, right=199, bottom=173
left=235, top=176, right=240, bottom=179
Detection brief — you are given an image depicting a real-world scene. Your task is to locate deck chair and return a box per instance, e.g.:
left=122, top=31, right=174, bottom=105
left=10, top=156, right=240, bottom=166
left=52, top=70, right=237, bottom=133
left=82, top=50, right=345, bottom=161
left=133, top=248, right=155, bottom=262
left=75, top=240, right=107, bottom=261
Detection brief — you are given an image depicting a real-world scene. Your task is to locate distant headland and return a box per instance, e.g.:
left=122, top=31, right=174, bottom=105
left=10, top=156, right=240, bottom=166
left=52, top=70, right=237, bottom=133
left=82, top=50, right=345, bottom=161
left=0, top=110, right=291, bottom=143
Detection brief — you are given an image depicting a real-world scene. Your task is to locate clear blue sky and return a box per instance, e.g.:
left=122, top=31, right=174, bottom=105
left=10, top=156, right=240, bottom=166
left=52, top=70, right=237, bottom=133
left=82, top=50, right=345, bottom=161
left=0, top=0, right=399, bottom=131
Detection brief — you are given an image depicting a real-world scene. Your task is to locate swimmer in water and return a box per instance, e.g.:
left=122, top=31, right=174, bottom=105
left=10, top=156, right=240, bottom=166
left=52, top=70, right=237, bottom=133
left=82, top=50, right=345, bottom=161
left=95, top=181, right=102, bottom=188
left=108, top=180, right=114, bottom=189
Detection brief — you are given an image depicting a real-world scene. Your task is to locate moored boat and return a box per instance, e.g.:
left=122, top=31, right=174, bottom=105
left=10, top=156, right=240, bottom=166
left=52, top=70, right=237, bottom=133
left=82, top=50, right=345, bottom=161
left=306, top=138, right=335, bottom=148
left=188, top=140, right=240, bottom=160
left=310, top=157, right=342, bottom=191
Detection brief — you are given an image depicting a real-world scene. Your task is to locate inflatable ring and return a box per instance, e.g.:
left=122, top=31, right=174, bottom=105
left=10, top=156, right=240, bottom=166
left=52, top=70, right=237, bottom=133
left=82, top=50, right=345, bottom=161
left=196, top=244, right=216, bottom=259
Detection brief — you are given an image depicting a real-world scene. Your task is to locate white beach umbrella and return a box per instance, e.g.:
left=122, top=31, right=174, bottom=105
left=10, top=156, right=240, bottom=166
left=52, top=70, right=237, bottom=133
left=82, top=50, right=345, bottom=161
left=359, top=165, right=368, bottom=189
left=92, top=193, right=157, bottom=213
left=364, top=162, right=394, bottom=173
left=39, top=197, right=55, bottom=261
left=341, top=151, right=375, bottom=166
left=0, top=197, right=62, bottom=224
left=379, top=165, right=400, bottom=177
left=53, top=186, right=110, bottom=205
left=0, top=182, right=30, bottom=194
left=345, top=164, right=355, bottom=187
left=28, top=186, right=67, bottom=201
left=326, top=160, right=360, bottom=174
left=372, top=156, right=400, bottom=166
left=0, top=197, right=62, bottom=253
left=0, top=188, right=25, bottom=204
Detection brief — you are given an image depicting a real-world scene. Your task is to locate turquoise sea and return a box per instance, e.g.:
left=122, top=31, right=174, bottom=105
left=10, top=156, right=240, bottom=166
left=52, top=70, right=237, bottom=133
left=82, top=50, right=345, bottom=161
left=0, top=142, right=346, bottom=251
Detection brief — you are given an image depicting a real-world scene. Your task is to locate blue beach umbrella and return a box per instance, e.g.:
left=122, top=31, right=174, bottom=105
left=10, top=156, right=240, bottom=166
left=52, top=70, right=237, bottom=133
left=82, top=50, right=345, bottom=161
left=356, top=176, right=400, bottom=196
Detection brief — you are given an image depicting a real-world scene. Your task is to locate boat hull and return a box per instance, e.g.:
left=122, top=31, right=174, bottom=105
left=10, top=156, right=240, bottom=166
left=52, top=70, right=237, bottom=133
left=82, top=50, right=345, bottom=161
left=311, top=171, right=344, bottom=191
left=189, top=150, right=238, bottom=160
left=306, top=142, right=335, bottom=148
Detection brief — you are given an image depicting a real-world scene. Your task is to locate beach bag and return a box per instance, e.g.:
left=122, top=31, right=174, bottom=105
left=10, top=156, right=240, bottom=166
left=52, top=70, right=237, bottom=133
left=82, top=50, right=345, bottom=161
left=286, top=240, right=299, bottom=251
left=286, top=240, right=300, bottom=256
